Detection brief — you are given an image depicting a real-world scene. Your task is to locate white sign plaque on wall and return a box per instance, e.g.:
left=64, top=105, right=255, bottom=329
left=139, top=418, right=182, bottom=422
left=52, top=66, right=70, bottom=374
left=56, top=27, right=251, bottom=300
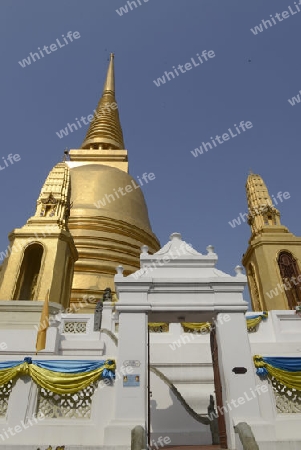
left=123, top=360, right=141, bottom=368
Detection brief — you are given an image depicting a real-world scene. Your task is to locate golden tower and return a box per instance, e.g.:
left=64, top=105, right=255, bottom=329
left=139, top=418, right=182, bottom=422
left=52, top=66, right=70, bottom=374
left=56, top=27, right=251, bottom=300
left=0, top=54, right=160, bottom=311
left=0, top=162, right=78, bottom=307
left=242, top=173, right=301, bottom=311
left=66, top=53, right=160, bottom=309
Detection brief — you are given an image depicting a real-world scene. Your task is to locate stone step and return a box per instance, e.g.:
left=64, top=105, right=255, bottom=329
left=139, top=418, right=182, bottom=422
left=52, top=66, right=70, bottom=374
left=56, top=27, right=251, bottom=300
left=164, top=446, right=223, bottom=450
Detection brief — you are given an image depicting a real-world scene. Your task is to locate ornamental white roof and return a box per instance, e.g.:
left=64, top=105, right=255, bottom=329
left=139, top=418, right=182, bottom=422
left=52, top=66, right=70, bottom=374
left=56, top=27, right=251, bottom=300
left=154, top=232, right=201, bottom=257
left=129, top=232, right=240, bottom=280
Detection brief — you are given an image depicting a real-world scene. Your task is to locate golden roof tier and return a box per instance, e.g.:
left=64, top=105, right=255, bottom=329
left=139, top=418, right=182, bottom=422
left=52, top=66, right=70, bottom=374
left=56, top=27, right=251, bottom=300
left=81, top=53, right=125, bottom=151
left=245, top=173, right=286, bottom=237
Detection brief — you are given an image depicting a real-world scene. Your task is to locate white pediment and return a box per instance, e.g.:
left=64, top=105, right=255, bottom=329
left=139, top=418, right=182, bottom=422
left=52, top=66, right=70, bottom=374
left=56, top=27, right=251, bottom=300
left=130, top=233, right=233, bottom=280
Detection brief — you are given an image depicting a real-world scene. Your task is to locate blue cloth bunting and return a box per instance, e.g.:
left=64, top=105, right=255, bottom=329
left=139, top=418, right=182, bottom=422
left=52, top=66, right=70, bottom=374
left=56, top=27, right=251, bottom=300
left=259, top=356, right=301, bottom=372
left=0, top=359, right=115, bottom=379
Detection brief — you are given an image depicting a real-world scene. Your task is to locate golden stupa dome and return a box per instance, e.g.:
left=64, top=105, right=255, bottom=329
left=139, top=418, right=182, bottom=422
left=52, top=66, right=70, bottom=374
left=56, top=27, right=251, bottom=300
left=67, top=162, right=159, bottom=306
left=69, top=164, right=153, bottom=232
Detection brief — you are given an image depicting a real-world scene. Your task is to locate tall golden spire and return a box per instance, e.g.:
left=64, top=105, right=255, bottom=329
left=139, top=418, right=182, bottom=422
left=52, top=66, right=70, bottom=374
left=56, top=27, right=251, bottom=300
left=246, top=173, right=283, bottom=236
left=81, top=53, right=125, bottom=150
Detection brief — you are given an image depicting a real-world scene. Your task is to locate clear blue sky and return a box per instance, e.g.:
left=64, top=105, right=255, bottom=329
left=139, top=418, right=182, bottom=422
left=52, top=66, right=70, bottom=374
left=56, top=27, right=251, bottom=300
left=1, top=0, right=300, bottom=306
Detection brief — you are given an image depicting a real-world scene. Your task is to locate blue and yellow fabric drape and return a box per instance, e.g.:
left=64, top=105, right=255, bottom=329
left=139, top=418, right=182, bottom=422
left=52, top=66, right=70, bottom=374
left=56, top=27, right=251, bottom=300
left=246, top=312, right=268, bottom=331
left=180, top=313, right=268, bottom=333
left=0, top=358, right=115, bottom=394
left=149, top=313, right=268, bottom=334
left=254, top=355, right=301, bottom=390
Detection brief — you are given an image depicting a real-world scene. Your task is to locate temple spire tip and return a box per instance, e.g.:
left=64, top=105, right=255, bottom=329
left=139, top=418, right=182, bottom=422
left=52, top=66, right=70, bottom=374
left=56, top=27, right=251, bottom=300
left=103, top=53, right=115, bottom=93
left=81, top=54, right=124, bottom=150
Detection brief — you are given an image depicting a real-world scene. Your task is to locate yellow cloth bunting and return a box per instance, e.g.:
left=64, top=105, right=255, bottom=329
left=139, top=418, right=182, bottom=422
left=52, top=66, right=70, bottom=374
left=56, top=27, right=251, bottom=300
left=0, top=360, right=116, bottom=394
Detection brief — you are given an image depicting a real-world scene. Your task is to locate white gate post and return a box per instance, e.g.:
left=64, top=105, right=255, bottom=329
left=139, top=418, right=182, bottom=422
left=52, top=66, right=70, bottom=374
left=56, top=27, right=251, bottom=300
left=104, top=270, right=150, bottom=446
left=215, top=312, right=266, bottom=448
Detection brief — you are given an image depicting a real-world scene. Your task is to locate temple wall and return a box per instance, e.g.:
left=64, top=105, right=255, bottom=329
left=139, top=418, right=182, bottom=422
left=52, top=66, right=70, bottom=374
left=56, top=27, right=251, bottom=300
left=0, top=302, right=300, bottom=448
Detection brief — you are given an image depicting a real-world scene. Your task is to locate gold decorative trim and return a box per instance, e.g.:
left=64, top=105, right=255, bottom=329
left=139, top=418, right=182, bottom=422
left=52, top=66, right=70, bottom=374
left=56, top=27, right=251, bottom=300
left=148, top=323, right=169, bottom=333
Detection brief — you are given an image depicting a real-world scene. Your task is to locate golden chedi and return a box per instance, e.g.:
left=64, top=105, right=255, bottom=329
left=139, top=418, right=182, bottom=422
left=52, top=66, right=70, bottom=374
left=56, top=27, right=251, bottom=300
left=0, top=54, right=160, bottom=311
left=65, top=53, right=160, bottom=310
left=242, top=173, right=301, bottom=312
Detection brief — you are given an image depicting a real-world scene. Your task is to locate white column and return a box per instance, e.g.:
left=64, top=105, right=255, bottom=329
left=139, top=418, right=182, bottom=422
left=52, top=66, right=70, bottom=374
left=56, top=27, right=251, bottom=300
left=7, top=376, right=33, bottom=427
left=104, top=305, right=149, bottom=445
left=215, top=312, right=267, bottom=447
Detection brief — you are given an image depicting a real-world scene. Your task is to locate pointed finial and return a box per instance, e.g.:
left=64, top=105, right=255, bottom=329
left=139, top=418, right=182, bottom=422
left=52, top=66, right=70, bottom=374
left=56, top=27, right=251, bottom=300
left=116, top=265, right=124, bottom=276
left=141, top=245, right=149, bottom=255
left=103, top=52, right=115, bottom=93
left=249, top=169, right=253, bottom=175
left=235, top=265, right=244, bottom=276
left=170, top=233, right=182, bottom=241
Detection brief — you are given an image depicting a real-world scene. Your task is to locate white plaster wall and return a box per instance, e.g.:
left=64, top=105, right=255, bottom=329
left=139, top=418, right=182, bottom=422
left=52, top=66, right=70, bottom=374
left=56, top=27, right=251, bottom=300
left=0, top=370, right=116, bottom=447
left=238, top=311, right=301, bottom=449
left=1, top=299, right=301, bottom=449
left=0, top=306, right=119, bottom=448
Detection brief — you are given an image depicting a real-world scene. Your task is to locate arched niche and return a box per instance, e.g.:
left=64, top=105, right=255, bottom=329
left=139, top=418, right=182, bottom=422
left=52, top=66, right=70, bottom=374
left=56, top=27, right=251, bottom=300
left=14, top=243, right=44, bottom=300
left=278, top=251, right=301, bottom=309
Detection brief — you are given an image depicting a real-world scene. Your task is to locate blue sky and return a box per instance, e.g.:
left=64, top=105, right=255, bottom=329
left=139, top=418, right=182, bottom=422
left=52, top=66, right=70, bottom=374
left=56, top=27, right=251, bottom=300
left=1, top=0, right=301, bottom=306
